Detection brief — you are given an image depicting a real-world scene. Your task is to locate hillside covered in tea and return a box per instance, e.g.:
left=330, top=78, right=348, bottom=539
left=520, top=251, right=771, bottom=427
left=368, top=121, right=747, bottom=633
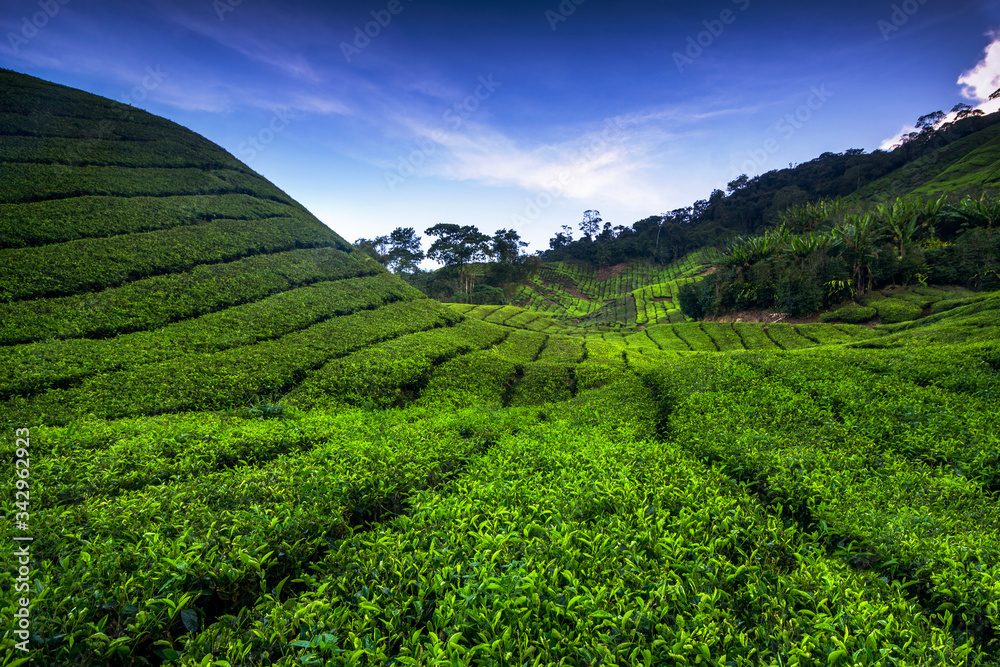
left=1, top=69, right=999, bottom=667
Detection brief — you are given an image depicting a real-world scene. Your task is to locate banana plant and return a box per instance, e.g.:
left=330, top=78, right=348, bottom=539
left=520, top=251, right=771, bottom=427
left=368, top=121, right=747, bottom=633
left=885, top=209, right=920, bottom=260
left=940, top=194, right=1000, bottom=230
left=830, top=214, right=880, bottom=296
left=721, top=226, right=790, bottom=268
left=788, top=231, right=832, bottom=259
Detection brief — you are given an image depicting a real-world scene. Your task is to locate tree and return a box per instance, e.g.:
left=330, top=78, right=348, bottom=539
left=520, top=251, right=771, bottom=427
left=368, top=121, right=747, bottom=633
left=386, top=227, right=425, bottom=274
left=669, top=207, right=693, bottom=224
left=579, top=210, right=602, bottom=240
left=424, top=223, right=491, bottom=295
left=991, top=88, right=1000, bottom=101
left=355, top=235, right=390, bottom=265
left=915, top=110, right=945, bottom=135
left=549, top=224, right=575, bottom=250
left=727, top=174, right=750, bottom=194
left=425, top=224, right=488, bottom=266
left=951, top=103, right=974, bottom=121
left=692, top=199, right=709, bottom=220
left=491, top=228, right=528, bottom=263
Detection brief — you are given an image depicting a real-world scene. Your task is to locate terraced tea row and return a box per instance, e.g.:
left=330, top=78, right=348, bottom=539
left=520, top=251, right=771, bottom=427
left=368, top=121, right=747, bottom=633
left=648, top=313, right=1000, bottom=652
left=0, top=247, right=375, bottom=345
left=456, top=304, right=878, bottom=353
left=511, top=250, right=717, bottom=328
left=0, top=194, right=302, bottom=250
left=169, top=382, right=983, bottom=665
left=0, top=274, right=421, bottom=399
left=0, top=215, right=339, bottom=301
left=16, top=408, right=515, bottom=665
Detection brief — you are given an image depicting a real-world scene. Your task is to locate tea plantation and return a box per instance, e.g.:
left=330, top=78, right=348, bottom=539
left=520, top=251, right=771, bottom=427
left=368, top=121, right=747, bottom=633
left=2, top=70, right=999, bottom=666
left=510, top=249, right=719, bottom=328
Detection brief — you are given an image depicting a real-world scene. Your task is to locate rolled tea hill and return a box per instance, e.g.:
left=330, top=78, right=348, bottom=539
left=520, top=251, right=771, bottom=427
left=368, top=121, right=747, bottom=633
left=0, top=70, right=464, bottom=425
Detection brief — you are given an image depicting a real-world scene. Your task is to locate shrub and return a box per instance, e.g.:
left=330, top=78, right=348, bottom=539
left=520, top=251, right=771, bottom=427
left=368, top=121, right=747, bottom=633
left=872, top=298, right=924, bottom=323
left=827, top=303, right=877, bottom=323
left=931, top=297, right=982, bottom=314
left=471, top=284, right=506, bottom=305
left=678, top=279, right=713, bottom=320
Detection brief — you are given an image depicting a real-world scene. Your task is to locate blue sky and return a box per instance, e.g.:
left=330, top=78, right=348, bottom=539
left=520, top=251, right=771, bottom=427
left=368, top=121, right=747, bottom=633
left=3, top=0, right=1000, bottom=256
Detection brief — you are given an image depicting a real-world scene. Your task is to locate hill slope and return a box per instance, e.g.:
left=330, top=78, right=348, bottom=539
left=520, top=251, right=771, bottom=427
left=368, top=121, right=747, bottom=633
left=852, top=120, right=1000, bottom=200
left=0, top=69, right=463, bottom=424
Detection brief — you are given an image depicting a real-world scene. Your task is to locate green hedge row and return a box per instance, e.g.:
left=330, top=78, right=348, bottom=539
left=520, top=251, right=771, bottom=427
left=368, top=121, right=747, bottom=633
left=649, top=350, right=1000, bottom=646
left=0, top=109, right=199, bottom=143
left=0, top=247, right=372, bottom=344
left=2, top=298, right=451, bottom=424
left=871, top=298, right=925, bottom=323
left=0, top=163, right=294, bottom=205
left=287, top=318, right=507, bottom=410
left=623, top=330, right=659, bottom=351
left=793, top=323, right=854, bottom=345
left=731, top=322, right=776, bottom=350
left=507, top=361, right=576, bottom=406
left=765, top=323, right=814, bottom=350
left=0, top=136, right=248, bottom=171
left=6, top=405, right=518, bottom=665
left=418, top=330, right=553, bottom=407
left=536, top=336, right=584, bottom=364
left=700, top=322, right=744, bottom=351
left=0, top=216, right=340, bottom=301
left=0, top=275, right=420, bottom=399
left=181, top=382, right=973, bottom=664
left=645, top=324, right=694, bottom=352
left=744, top=346, right=1000, bottom=488
left=671, top=323, right=717, bottom=351
left=822, top=302, right=877, bottom=323
left=582, top=338, right=626, bottom=363
left=481, top=305, right=524, bottom=325
left=0, top=194, right=298, bottom=249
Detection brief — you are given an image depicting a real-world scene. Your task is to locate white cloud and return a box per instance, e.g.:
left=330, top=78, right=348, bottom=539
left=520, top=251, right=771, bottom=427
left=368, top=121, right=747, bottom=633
left=879, top=124, right=917, bottom=151
left=959, top=32, right=1000, bottom=103
left=880, top=32, right=1000, bottom=149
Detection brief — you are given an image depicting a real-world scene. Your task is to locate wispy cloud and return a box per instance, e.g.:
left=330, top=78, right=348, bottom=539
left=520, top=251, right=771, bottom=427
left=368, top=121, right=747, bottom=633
left=373, top=99, right=747, bottom=213
left=157, top=2, right=324, bottom=83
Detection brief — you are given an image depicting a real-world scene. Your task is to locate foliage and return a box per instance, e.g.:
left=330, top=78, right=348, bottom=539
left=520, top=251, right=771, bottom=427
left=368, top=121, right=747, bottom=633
left=695, top=194, right=1000, bottom=318
left=870, top=297, right=924, bottom=323
left=823, top=303, right=877, bottom=324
